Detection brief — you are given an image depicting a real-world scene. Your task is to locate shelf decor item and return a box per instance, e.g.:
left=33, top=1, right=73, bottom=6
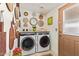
left=32, top=26, right=36, bottom=32
left=47, top=17, right=53, bottom=25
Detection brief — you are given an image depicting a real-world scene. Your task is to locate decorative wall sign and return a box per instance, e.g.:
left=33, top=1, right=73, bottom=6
left=38, top=20, right=44, bottom=27
left=39, top=14, right=43, bottom=20
left=47, top=17, right=53, bottom=25
left=23, top=17, right=28, bottom=27
left=24, top=11, right=28, bottom=16
left=23, top=18, right=28, bottom=23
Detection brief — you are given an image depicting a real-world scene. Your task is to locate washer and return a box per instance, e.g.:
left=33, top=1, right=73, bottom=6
left=20, top=32, right=36, bottom=55
left=36, top=31, right=50, bottom=52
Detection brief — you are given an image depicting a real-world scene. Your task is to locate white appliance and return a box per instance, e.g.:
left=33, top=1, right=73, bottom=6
left=36, top=31, right=50, bottom=52
left=20, top=32, right=36, bottom=55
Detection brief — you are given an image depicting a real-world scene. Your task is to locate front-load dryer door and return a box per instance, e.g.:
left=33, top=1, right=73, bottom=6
left=40, top=36, right=50, bottom=48
left=37, top=35, right=50, bottom=52
left=22, top=37, right=34, bottom=51
left=21, top=37, right=35, bottom=55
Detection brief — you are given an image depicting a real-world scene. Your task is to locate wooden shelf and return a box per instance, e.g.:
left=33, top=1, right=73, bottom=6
left=30, top=50, right=53, bottom=56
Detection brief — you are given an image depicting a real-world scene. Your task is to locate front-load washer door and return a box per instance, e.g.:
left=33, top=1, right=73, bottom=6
left=40, top=36, right=50, bottom=48
left=21, top=37, right=34, bottom=51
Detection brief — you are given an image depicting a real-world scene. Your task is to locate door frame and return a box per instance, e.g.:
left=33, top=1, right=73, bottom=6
left=58, top=3, right=74, bottom=55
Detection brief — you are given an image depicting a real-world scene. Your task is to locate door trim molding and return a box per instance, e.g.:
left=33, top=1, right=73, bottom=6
left=58, top=3, right=74, bottom=56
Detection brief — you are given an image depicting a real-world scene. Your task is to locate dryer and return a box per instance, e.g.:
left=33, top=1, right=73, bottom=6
left=20, top=32, right=36, bottom=55
left=36, top=31, right=50, bottom=52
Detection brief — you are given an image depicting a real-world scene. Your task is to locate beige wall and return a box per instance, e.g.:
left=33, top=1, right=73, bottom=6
left=46, top=9, right=58, bottom=56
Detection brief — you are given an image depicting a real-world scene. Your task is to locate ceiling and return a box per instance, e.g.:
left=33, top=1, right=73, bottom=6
left=20, top=3, right=62, bottom=15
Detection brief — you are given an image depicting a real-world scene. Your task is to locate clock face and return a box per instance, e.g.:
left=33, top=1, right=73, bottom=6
left=30, top=17, right=37, bottom=26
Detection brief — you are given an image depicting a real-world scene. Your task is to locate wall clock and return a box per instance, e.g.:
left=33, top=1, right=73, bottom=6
left=30, top=17, right=37, bottom=26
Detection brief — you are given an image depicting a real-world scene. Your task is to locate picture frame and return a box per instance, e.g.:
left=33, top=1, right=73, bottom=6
left=47, top=17, right=53, bottom=25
